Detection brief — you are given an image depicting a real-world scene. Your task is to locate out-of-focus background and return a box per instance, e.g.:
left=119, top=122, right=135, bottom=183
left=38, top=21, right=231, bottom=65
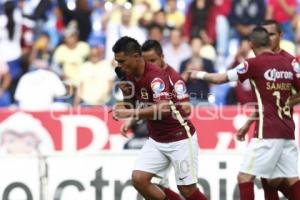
left=0, top=0, right=299, bottom=199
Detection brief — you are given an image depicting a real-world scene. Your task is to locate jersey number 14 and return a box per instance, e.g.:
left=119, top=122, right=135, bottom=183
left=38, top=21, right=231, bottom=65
left=272, top=91, right=291, bottom=119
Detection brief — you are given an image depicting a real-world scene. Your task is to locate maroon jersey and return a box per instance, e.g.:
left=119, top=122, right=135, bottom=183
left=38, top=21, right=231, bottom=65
left=127, top=62, right=195, bottom=143
left=236, top=52, right=300, bottom=139
left=278, top=49, right=295, bottom=62
left=164, top=65, right=189, bottom=102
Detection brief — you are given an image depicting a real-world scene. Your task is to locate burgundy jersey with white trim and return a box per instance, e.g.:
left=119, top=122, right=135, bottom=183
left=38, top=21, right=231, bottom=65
left=164, top=65, right=189, bottom=102
left=236, top=52, right=300, bottom=139
left=126, top=62, right=195, bottom=142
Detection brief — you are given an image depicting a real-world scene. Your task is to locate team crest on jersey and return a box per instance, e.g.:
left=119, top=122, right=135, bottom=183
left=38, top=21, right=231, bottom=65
left=140, top=88, right=149, bottom=99
left=174, top=80, right=187, bottom=96
left=151, top=78, right=165, bottom=94
left=236, top=61, right=249, bottom=74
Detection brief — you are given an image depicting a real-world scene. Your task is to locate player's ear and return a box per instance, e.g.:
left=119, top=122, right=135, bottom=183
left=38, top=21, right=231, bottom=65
left=132, top=52, right=141, bottom=60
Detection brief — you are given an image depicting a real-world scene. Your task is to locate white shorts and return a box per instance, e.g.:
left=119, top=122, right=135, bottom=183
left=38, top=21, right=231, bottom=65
left=240, top=138, right=299, bottom=179
left=134, top=133, right=199, bottom=186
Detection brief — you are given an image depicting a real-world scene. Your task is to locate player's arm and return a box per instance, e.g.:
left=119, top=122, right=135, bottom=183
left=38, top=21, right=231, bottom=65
left=288, top=93, right=300, bottom=107
left=180, top=101, right=191, bottom=115
left=113, top=100, right=171, bottom=120
left=120, top=117, right=137, bottom=137
left=189, top=68, right=238, bottom=84
left=118, top=81, right=136, bottom=108
left=237, top=111, right=257, bottom=141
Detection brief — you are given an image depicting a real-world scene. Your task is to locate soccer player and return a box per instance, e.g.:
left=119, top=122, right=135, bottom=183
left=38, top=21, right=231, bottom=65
left=190, top=20, right=296, bottom=199
left=112, top=36, right=207, bottom=200
left=120, top=39, right=191, bottom=200
left=193, top=26, right=300, bottom=200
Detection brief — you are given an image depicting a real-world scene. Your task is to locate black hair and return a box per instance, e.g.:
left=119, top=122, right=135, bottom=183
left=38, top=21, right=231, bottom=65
left=250, top=26, right=270, bottom=48
left=112, top=36, right=141, bottom=56
left=4, top=1, right=15, bottom=40
left=261, top=20, right=282, bottom=34
left=141, top=39, right=163, bottom=55
left=147, top=23, right=164, bottom=33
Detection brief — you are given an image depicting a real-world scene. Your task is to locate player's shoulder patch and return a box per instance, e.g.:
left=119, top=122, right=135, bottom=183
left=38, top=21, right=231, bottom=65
left=291, top=59, right=300, bottom=74
left=151, top=77, right=165, bottom=93
left=236, top=61, right=249, bottom=74
left=174, top=80, right=187, bottom=96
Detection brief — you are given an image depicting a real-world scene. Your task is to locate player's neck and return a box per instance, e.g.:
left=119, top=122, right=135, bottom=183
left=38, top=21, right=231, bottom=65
left=273, top=47, right=282, bottom=54
left=254, top=47, right=273, bottom=56
left=134, top=59, right=145, bottom=80
left=162, top=62, right=167, bottom=70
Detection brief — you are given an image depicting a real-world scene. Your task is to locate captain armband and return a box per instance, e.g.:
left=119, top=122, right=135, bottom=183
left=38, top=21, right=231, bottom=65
left=196, top=71, right=207, bottom=80
left=226, top=68, right=238, bottom=81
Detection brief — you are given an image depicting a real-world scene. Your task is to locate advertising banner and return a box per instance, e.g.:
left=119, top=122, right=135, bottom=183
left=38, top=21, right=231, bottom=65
left=0, top=107, right=298, bottom=199
left=0, top=152, right=282, bottom=200
left=0, top=106, right=298, bottom=154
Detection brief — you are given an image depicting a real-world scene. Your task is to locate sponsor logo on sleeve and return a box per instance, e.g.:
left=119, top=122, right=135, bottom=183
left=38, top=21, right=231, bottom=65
left=292, top=59, right=300, bottom=74
left=174, top=80, right=187, bottom=96
left=151, top=78, right=165, bottom=94
left=174, top=80, right=188, bottom=99
left=236, top=61, right=249, bottom=74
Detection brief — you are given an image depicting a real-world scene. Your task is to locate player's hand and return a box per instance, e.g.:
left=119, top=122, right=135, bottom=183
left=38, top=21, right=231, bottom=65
left=112, top=103, right=134, bottom=120
left=189, top=70, right=199, bottom=79
left=119, top=81, right=133, bottom=97
left=120, top=118, right=134, bottom=137
left=237, top=123, right=250, bottom=141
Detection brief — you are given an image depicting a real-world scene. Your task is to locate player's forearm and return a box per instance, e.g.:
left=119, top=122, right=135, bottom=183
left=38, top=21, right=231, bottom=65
left=196, top=71, right=229, bottom=84
left=134, top=102, right=171, bottom=120
left=288, top=94, right=300, bottom=107
left=245, top=111, right=257, bottom=126
left=180, top=102, right=191, bottom=116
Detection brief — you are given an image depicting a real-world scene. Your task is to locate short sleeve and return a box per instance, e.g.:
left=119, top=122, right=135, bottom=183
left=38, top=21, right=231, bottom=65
left=291, top=59, right=300, bottom=92
left=236, top=60, right=253, bottom=83
left=173, top=80, right=189, bottom=101
left=167, top=69, right=189, bottom=101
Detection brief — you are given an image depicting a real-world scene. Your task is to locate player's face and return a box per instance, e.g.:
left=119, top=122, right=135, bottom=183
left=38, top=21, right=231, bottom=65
left=262, top=24, right=281, bottom=52
left=142, top=49, right=164, bottom=69
left=114, top=52, right=138, bottom=75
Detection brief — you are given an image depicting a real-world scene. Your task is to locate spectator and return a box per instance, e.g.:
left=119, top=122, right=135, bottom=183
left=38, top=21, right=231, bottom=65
left=52, top=24, right=90, bottom=88
left=266, top=0, right=297, bottom=41
left=74, top=45, right=114, bottom=106
left=146, top=23, right=166, bottom=44
left=164, top=0, right=185, bottom=28
left=105, top=6, right=146, bottom=61
left=30, top=32, right=52, bottom=64
left=163, top=28, right=191, bottom=72
left=183, top=0, right=211, bottom=41
left=0, top=1, right=23, bottom=98
left=207, top=0, right=232, bottom=59
left=58, top=0, right=92, bottom=41
left=42, top=5, right=65, bottom=49
left=180, top=37, right=215, bottom=104
left=228, top=0, right=265, bottom=39
left=21, top=0, right=51, bottom=37
left=0, top=60, right=12, bottom=107
left=14, top=59, right=66, bottom=111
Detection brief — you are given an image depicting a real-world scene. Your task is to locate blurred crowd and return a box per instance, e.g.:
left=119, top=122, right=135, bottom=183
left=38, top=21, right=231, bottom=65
left=1, top=0, right=300, bottom=111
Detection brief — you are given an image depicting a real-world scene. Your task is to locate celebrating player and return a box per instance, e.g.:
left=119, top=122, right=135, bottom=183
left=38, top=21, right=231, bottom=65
left=120, top=39, right=191, bottom=200
left=190, top=20, right=297, bottom=199
left=112, top=36, right=207, bottom=200
left=192, top=26, right=300, bottom=199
